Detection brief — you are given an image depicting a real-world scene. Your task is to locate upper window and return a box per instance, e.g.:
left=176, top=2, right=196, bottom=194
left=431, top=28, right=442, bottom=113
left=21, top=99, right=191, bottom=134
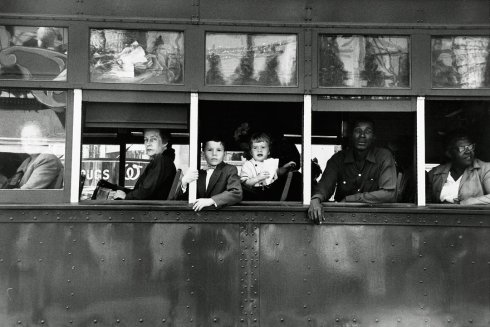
left=89, top=29, right=184, bottom=84
left=319, top=35, right=410, bottom=88
left=0, top=89, right=66, bottom=190
left=205, top=33, right=298, bottom=87
left=432, top=36, right=490, bottom=89
left=0, top=26, right=68, bottom=81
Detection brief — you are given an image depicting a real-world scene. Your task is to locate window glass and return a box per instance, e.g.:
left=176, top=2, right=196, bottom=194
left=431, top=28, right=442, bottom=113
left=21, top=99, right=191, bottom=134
left=319, top=35, right=410, bottom=88
left=432, top=36, right=490, bottom=88
left=0, top=26, right=68, bottom=81
left=205, top=33, right=297, bottom=87
left=0, top=89, right=65, bottom=190
left=90, top=29, right=184, bottom=84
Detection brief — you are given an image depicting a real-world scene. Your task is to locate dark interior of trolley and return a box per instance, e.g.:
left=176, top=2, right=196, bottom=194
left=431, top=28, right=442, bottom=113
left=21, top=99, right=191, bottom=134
left=1, top=0, right=490, bottom=326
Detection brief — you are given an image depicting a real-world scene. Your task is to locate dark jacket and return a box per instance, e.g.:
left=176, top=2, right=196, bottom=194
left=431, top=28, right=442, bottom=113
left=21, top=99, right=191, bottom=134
left=178, top=162, right=243, bottom=208
left=125, top=148, right=176, bottom=200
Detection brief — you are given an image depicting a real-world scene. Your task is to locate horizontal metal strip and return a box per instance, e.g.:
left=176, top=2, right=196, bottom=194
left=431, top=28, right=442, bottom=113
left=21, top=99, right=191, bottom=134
left=0, top=205, right=488, bottom=227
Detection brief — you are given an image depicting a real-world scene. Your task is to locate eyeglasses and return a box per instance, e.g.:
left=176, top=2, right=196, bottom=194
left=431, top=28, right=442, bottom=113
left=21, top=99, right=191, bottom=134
left=455, top=143, right=475, bottom=154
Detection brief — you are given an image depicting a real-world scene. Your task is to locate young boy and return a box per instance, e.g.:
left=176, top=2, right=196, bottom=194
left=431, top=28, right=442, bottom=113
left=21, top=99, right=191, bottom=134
left=240, top=132, right=296, bottom=200
left=179, top=137, right=242, bottom=211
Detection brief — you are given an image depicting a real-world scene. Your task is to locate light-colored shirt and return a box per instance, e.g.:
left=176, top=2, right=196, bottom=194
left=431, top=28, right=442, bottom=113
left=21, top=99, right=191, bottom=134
left=439, top=173, right=462, bottom=203
left=206, top=168, right=215, bottom=190
left=240, top=159, right=277, bottom=187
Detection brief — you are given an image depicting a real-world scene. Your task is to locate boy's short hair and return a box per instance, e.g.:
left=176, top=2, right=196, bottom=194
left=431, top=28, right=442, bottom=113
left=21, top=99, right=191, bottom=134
left=249, top=132, right=271, bottom=147
left=202, top=136, right=226, bottom=151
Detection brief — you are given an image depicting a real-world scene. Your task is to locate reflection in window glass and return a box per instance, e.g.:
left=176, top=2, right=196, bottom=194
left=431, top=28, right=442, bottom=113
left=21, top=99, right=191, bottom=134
left=205, top=33, right=297, bottom=86
left=0, top=90, right=65, bottom=189
left=432, top=36, right=490, bottom=88
left=0, top=26, right=68, bottom=81
left=90, top=29, right=184, bottom=84
left=319, top=35, right=410, bottom=88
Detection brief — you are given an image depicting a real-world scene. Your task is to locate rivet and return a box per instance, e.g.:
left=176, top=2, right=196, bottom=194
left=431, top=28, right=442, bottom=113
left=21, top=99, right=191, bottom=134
left=375, top=318, right=379, bottom=322
left=122, top=258, right=125, bottom=261
left=139, top=318, right=143, bottom=323
left=17, top=321, right=21, bottom=324
left=280, top=317, right=284, bottom=322
left=116, top=319, right=120, bottom=323
left=353, top=318, right=357, bottom=322
left=41, top=321, right=45, bottom=324
left=335, top=318, right=340, bottom=322
left=67, top=279, right=71, bottom=283
left=162, top=318, right=166, bottom=323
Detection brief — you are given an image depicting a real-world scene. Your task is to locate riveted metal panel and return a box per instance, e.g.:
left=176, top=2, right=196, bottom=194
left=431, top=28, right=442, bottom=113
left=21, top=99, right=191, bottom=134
left=82, top=0, right=193, bottom=19
left=200, top=0, right=305, bottom=23
left=0, top=221, right=241, bottom=326
left=310, top=0, right=489, bottom=25
left=260, top=224, right=490, bottom=326
left=0, top=0, right=78, bottom=16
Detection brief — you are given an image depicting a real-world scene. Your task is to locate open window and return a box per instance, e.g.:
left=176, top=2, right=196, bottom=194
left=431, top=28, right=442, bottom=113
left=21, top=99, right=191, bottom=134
left=198, top=100, right=303, bottom=202
left=312, top=96, right=416, bottom=204
left=81, top=101, right=189, bottom=201
left=425, top=99, right=490, bottom=205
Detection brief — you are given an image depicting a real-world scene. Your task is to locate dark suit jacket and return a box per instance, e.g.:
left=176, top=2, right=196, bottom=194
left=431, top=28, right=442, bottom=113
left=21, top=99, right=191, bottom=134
left=178, top=162, right=243, bottom=208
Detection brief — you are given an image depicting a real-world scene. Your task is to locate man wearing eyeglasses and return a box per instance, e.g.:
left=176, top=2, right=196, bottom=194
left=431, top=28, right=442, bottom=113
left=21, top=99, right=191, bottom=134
left=308, top=117, right=398, bottom=223
left=427, top=130, right=490, bottom=205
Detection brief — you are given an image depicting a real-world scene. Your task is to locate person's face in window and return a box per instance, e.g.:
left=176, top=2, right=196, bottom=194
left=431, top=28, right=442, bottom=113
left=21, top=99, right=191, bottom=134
left=21, top=123, right=46, bottom=154
left=144, top=130, right=166, bottom=158
left=251, top=141, right=270, bottom=162
left=352, top=121, right=375, bottom=152
left=448, top=137, right=475, bottom=168
left=204, top=141, right=225, bottom=168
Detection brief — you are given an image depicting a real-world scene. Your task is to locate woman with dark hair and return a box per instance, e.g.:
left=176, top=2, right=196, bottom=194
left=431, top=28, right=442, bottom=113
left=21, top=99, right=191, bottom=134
left=427, top=130, right=490, bottom=205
